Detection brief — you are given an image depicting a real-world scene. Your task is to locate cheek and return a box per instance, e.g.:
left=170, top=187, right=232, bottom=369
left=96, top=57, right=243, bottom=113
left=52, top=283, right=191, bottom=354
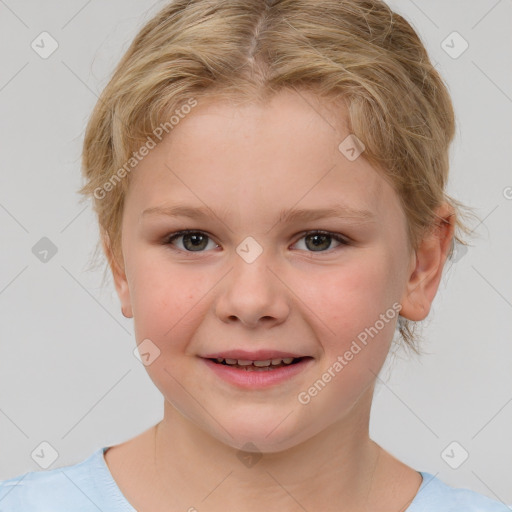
left=128, top=255, right=207, bottom=350
left=307, top=251, right=399, bottom=337
left=294, top=257, right=399, bottom=418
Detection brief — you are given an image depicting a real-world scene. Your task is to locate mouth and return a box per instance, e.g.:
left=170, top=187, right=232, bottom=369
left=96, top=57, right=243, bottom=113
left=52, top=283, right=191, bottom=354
left=201, top=353, right=315, bottom=389
left=207, top=356, right=310, bottom=371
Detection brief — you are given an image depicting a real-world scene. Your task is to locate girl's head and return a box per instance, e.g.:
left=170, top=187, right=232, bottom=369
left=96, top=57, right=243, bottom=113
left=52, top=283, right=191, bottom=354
left=79, top=0, right=472, bottom=451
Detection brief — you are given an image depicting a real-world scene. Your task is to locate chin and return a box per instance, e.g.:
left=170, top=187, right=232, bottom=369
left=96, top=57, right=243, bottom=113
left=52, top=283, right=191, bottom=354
left=209, top=411, right=312, bottom=454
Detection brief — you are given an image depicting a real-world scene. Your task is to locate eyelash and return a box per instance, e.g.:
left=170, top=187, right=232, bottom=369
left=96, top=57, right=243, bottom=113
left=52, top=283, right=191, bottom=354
left=164, top=229, right=350, bottom=254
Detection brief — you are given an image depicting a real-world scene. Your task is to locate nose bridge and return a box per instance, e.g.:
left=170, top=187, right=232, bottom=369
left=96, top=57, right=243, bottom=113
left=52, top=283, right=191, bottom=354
left=215, top=239, right=290, bottom=327
left=231, top=238, right=278, bottom=299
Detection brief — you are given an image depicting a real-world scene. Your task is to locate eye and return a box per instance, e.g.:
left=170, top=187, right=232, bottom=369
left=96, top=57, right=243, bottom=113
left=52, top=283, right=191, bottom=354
left=165, top=230, right=218, bottom=252
left=293, top=230, right=349, bottom=253
left=164, top=229, right=350, bottom=253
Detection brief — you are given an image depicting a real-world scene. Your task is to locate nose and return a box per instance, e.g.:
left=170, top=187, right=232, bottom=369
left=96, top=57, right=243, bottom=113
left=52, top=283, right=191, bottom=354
left=214, top=249, right=291, bottom=329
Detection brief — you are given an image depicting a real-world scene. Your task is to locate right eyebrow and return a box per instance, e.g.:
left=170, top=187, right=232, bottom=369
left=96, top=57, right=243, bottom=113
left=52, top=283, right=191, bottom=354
left=140, top=203, right=375, bottom=224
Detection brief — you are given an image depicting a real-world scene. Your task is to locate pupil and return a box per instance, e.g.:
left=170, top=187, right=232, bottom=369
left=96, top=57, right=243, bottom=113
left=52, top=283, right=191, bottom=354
left=184, top=233, right=208, bottom=251
left=307, top=234, right=330, bottom=251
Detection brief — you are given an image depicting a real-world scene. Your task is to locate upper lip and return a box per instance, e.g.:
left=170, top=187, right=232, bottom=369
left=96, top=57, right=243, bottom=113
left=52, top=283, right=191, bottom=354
left=201, top=350, right=309, bottom=360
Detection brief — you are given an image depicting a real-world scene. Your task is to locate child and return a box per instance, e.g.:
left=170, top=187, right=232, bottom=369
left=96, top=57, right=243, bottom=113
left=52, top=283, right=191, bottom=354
left=1, top=0, right=509, bottom=510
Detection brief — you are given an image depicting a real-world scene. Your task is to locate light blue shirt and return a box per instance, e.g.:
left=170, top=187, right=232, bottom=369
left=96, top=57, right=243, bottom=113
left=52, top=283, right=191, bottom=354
left=0, top=447, right=510, bottom=511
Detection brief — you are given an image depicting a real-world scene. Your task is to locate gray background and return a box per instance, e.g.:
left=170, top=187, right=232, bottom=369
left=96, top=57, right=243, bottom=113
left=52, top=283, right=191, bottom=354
left=1, top=0, right=511, bottom=505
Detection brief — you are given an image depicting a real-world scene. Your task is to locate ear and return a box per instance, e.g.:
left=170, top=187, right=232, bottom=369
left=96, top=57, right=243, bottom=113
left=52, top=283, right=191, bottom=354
left=399, top=203, right=455, bottom=321
left=101, top=230, right=133, bottom=318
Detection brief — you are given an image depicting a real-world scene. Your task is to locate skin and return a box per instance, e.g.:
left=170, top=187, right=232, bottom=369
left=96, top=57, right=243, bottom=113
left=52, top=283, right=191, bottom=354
left=102, top=89, right=454, bottom=512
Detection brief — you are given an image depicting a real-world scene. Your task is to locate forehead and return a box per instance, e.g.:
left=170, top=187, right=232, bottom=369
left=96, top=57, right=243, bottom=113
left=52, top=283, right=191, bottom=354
left=124, top=90, right=403, bottom=229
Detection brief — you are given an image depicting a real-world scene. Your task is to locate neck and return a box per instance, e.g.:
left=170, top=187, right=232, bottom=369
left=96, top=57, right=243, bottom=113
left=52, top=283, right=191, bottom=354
left=152, top=393, right=383, bottom=511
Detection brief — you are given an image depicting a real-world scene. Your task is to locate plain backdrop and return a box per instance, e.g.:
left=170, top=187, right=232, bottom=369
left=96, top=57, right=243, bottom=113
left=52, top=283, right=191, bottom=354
left=0, top=0, right=511, bottom=505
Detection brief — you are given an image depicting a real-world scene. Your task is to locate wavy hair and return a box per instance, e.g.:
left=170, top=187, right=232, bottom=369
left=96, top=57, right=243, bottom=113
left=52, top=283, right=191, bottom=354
left=79, top=0, right=478, bottom=354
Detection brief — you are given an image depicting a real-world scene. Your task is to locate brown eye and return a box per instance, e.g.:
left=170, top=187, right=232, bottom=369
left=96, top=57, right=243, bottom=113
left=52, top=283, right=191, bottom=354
left=305, top=233, right=332, bottom=251
left=294, top=231, right=349, bottom=253
left=166, top=231, right=217, bottom=252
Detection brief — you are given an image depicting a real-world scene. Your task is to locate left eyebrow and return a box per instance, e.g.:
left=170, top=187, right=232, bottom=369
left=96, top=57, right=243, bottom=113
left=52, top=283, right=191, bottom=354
left=275, top=205, right=375, bottom=224
left=141, top=204, right=227, bottom=221
left=140, top=203, right=375, bottom=223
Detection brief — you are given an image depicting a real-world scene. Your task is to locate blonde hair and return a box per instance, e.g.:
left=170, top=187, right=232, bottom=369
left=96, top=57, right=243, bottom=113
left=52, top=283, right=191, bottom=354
left=79, top=0, right=478, bottom=354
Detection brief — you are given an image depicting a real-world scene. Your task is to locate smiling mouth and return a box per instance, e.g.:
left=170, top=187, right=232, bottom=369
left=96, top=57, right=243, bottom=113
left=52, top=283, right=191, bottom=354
left=207, top=357, right=310, bottom=371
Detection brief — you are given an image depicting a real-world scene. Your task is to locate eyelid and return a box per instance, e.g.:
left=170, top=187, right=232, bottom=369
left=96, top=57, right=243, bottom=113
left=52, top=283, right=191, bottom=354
left=294, top=229, right=350, bottom=245
left=164, top=229, right=350, bottom=253
left=165, top=229, right=220, bottom=251
left=291, top=230, right=350, bottom=253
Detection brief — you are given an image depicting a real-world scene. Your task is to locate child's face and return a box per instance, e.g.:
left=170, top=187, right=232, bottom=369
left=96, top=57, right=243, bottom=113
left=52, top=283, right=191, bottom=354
left=111, top=90, right=418, bottom=451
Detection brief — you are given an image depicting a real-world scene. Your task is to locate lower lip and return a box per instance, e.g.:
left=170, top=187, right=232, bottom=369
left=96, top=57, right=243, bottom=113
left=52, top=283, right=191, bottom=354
left=202, top=357, right=314, bottom=389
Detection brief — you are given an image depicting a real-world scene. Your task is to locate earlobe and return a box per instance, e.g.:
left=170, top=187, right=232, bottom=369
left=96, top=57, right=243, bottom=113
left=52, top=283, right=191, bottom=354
left=101, top=231, right=133, bottom=319
left=399, top=203, right=455, bottom=322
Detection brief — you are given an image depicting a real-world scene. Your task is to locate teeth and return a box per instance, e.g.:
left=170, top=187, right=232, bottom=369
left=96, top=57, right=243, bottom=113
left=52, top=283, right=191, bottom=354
left=214, top=357, right=298, bottom=366
left=253, top=360, right=271, bottom=367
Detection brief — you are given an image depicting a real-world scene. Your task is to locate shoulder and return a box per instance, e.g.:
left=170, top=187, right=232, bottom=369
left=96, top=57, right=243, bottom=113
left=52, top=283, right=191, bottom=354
left=408, top=472, right=511, bottom=512
left=0, top=447, right=131, bottom=512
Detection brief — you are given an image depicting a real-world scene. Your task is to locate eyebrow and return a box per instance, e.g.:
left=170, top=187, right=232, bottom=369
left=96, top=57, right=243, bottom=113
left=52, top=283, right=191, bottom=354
left=141, top=203, right=375, bottom=224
